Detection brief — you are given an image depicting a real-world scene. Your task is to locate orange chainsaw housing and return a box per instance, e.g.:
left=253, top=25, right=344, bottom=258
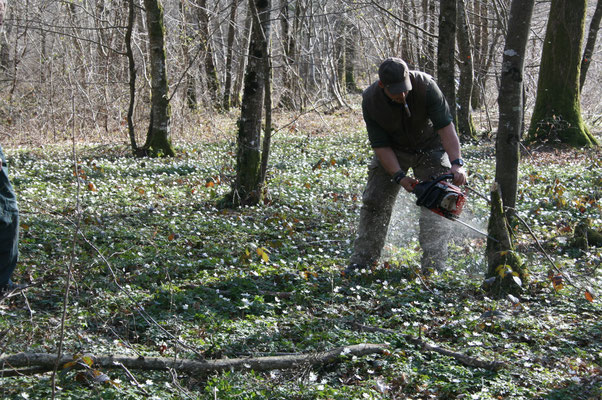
left=412, top=175, right=466, bottom=220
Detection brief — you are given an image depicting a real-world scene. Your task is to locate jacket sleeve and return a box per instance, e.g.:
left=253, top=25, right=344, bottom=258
left=425, top=79, right=453, bottom=130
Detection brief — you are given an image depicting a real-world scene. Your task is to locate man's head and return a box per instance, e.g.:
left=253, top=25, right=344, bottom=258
left=378, top=57, right=412, bottom=95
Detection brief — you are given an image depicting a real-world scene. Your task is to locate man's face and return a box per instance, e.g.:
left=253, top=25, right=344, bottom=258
left=385, top=88, right=408, bottom=104
left=379, top=81, right=408, bottom=104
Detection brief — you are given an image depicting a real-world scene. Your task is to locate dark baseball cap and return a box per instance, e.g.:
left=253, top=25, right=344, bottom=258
left=378, top=57, right=412, bottom=94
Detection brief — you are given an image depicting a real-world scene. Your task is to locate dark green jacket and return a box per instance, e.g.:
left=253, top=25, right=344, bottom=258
left=362, top=71, right=453, bottom=151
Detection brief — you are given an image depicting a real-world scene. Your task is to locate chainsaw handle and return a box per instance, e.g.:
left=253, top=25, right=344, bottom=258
left=437, top=173, right=455, bottom=182
left=410, top=174, right=453, bottom=191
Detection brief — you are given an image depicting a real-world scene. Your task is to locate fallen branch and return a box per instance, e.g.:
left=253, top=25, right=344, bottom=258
left=353, top=323, right=505, bottom=371
left=0, top=344, right=387, bottom=376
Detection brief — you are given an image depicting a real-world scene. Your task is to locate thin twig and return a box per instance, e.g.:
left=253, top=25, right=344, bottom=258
left=51, top=88, right=82, bottom=400
left=115, top=361, right=150, bottom=396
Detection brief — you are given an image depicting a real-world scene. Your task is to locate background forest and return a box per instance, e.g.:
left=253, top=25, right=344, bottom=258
left=0, top=0, right=601, bottom=399
left=0, top=0, right=600, bottom=145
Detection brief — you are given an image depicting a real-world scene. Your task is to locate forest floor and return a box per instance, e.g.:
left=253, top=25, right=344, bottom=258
left=0, top=111, right=601, bottom=399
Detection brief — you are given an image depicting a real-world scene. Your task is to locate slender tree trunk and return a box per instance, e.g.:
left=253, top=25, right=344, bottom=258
left=527, top=0, right=597, bottom=147
left=279, top=0, right=297, bottom=109
left=422, top=0, right=436, bottom=76
left=222, top=0, right=239, bottom=110
left=580, top=0, right=602, bottom=90
left=470, top=0, right=487, bottom=109
left=344, top=22, right=361, bottom=93
left=495, top=0, right=535, bottom=218
left=437, top=0, right=457, bottom=123
left=232, top=4, right=252, bottom=109
left=180, top=1, right=197, bottom=110
left=197, top=0, right=220, bottom=107
left=259, top=44, right=272, bottom=189
left=401, top=2, right=413, bottom=64
left=229, top=0, right=271, bottom=207
left=456, top=0, right=475, bottom=139
left=126, top=0, right=139, bottom=155
left=142, top=0, right=175, bottom=157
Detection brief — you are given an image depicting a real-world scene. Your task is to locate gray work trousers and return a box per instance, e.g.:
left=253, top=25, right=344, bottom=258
left=349, top=148, right=452, bottom=270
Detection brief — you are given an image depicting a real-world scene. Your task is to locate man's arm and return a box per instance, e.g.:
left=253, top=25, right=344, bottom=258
left=373, top=147, right=418, bottom=192
left=437, top=123, right=467, bottom=186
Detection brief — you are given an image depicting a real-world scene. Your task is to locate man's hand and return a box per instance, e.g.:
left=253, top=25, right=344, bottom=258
left=400, top=176, right=419, bottom=192
left=449, top=165, right=467, bottom=186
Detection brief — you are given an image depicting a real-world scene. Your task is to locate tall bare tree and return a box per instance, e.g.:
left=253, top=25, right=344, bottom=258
left=437, top=0, right=457, bottom=123
left=126, top=0, right=139, bottom=155
left=527, top=0, right=597, bottom=146
left=228, top=0, right=271, bottom=206
left=222, top=0, right=240, bottom=110
left=456, top=0, right=475, bottom=139
left=197, top=0, right=220, bottom=106
left=495, top=0, right=535, bottom=217
left=142, top=0, right=175, bottom=156
left=486, top=0, right=535, bottom=296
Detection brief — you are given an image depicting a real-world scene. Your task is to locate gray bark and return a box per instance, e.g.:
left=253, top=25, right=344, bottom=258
left=126, top=0, right=138, bottom=155
left=456, top=0, right=475, bottom=139
left=222, top=0, right=239, bottom=110
left=437, top=0, right=457, bottom=122
left=142, top=0, right=175, bottom=157
left=197, top=0, right=220, bottom=106
left=527, top=0, right=596, bottom=146
left=496, top=0, right=534, bottom=213
left=231, top=0, right=271, bottom=206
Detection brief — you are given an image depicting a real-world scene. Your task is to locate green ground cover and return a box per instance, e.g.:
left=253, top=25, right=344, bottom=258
left=0, top=130, right=600, bottom=399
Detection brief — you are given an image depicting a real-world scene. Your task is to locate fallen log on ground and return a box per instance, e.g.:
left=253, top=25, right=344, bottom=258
left=0, top=343, right=387, bottom=377
left=353, top=323, right=505, bottom=371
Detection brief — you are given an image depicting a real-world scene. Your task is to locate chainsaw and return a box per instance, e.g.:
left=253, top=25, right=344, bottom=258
left=411, top=174, right=498, bottom=242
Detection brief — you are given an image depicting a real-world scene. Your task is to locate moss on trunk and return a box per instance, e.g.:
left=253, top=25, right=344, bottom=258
left=570, top=219, right=602, bottom=249
left=527, top=0, right=597, bottom=147
left=485, top=183, right=527, bottom=296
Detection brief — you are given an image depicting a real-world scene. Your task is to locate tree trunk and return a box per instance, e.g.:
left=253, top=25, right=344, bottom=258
left=232, top=3, right=253, bottom=109
left=197, top=0, right=220, bottom=107
left=279, top=0, right=298, bottom=109
left=470, top=0, right=487, bottom=110
left=422, top=0, right=436, bottom=76
left=228, top=0, right=271, bottom=207
left=401, top=2, right=413, bottom=65
left=496, top=0, right=535, bottom=217
left=580, top=0, right=602, bottom=90
left=527, top=0, right=597, bottom=147
left=344, top=22, right=361, bottom=93
left=437, top=0, right=457, bottom=123
left=180, top=1, right=197, bottom=110
left=259, top=44, right=272, bottom=189
left=485, top=184, right=527, bottom=297
left=142, top=0, right=175, bottom=157
left=222, top=0, right=239, bottom=111
left=456, top=0, right=475, bottom=140
left=126, top=0, right=139, bottom=156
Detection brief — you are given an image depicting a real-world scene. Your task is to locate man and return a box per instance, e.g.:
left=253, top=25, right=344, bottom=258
left=0, top=1, right=23, bottom=298
left=347, top=57, right=467, bottom=274
left=0, top=143, right=23, bottom=297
